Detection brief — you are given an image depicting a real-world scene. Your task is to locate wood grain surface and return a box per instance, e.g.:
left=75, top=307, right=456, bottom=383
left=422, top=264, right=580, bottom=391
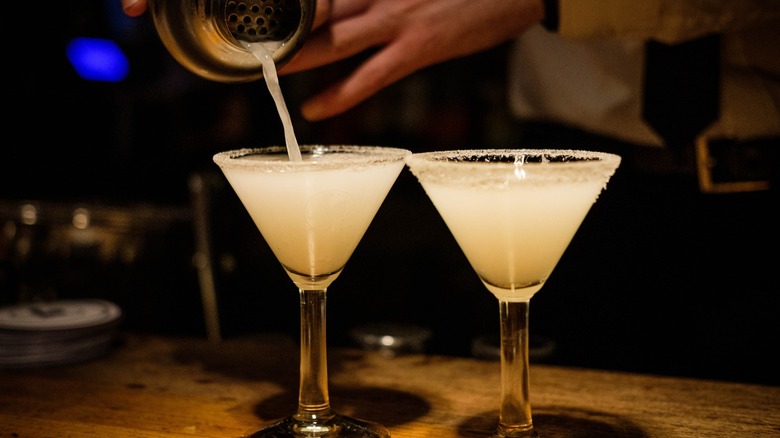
left=1, top=333, right=778, bottom=437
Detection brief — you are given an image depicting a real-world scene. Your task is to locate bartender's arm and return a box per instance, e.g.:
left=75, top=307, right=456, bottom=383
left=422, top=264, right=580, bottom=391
left=280, top=0, right=544, bottom=120
left=120, top=0, right=547, bottom=121
left=552, top=0, right=780, bottom=43
left=121, top=0, right=779, bottom=123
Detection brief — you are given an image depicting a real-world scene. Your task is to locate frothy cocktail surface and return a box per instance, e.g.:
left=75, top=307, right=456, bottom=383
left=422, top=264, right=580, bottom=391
left=405, top=149, right=620, bottom=302
left=215, top=147, right=409, bottom=279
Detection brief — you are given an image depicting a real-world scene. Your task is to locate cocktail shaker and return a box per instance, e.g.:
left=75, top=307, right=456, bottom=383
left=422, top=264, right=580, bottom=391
left=149, top=0, right=315, bottom=82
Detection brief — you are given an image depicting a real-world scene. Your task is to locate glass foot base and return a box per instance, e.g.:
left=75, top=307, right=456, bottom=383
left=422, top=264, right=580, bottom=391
left=246, top=414, right=390, bottom=438
left=491, top=429, right=539, bottom=438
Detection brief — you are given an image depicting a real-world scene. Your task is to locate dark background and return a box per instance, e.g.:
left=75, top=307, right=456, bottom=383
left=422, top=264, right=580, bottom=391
left=1, top=0, right=777, bottom=386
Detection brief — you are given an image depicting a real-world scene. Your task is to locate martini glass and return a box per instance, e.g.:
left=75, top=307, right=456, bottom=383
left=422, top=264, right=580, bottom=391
left=405, top=149, right=620, bottom=437
left=214, top=145, right=410, bottom=438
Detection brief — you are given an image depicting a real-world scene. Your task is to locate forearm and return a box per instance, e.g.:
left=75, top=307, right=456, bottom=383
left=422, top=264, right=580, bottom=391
left=555, top=0, right=780, bottom=43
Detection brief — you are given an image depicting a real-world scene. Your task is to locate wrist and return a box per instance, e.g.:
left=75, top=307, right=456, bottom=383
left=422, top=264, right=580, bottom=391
left=541, top=0, right=559, bottom=31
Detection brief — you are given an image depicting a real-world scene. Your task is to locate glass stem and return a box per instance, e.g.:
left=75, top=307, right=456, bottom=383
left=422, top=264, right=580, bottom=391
left=295, top=289, right=334, bottom=422
left=496, top=299, right=538, bottom=437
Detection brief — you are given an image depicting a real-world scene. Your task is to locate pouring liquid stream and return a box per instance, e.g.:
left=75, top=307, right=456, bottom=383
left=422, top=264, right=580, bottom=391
left=244, top=42, right=302, bottom=162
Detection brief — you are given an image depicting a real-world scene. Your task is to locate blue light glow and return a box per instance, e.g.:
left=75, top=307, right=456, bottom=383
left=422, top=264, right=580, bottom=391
left=66, top=37, right=130, bottom=82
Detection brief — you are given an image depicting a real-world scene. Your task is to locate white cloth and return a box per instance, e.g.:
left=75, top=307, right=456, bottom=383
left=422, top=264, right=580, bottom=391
left=508, top=0, right=780, bottom=147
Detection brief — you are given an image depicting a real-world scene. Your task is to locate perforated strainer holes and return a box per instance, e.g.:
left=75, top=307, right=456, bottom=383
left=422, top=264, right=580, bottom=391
left=226, top=0, right=299, bottom=42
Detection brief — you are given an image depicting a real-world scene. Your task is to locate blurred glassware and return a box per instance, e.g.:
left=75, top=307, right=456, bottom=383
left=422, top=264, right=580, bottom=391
left=350, top=322, right=433, bottom=358
left=0, top=199, right=196, bottom=334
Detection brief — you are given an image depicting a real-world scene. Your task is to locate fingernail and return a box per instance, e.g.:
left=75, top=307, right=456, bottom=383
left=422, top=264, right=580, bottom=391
left=122, top=0, right=144, bottom=16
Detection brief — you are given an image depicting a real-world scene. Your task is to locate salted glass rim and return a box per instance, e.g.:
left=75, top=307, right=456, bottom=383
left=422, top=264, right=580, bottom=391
left=404, top=148, right=621, bottom=183
left=213, top=145, right=412, bottom=171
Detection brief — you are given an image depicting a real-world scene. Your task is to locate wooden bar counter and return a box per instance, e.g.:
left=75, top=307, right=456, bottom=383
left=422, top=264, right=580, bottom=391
left=1, top=332, right=778, bottom=437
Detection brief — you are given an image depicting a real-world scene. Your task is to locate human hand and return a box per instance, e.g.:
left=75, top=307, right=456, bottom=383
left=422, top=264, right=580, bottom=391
left=280, top=0, right=544, bottom=121
left=122, top=0, right=147, bottom=16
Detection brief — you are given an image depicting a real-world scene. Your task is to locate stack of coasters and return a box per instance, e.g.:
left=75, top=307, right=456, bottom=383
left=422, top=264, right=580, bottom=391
left=0, top=299, right=122, bottom=368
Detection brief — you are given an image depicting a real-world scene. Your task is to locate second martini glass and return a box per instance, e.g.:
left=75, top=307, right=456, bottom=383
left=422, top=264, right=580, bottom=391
left=214, top=145, right=410, bottom=438
left=405, top=149, right=620, bottom=437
